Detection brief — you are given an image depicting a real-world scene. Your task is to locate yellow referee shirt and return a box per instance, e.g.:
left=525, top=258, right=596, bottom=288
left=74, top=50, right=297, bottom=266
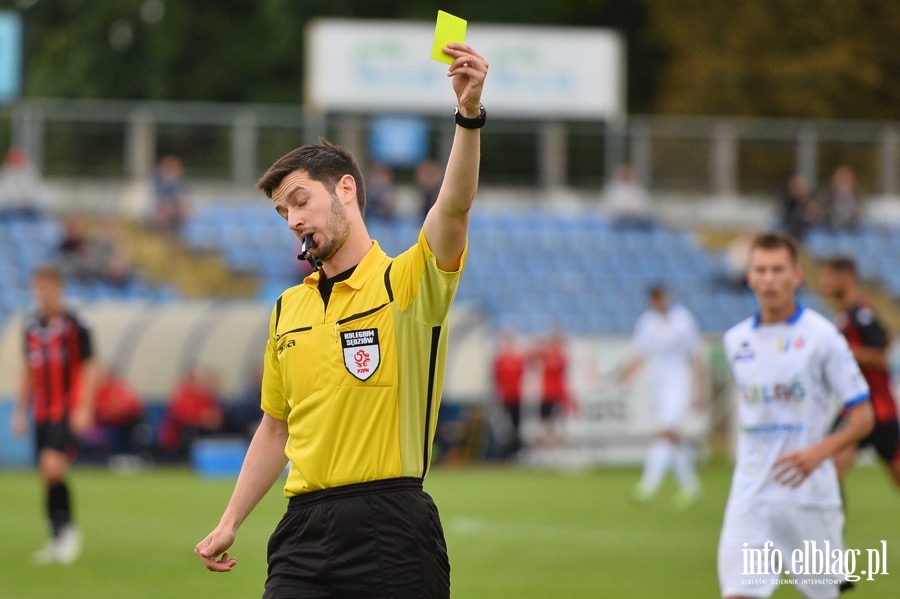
left=261, top=228, right=467, bottom=497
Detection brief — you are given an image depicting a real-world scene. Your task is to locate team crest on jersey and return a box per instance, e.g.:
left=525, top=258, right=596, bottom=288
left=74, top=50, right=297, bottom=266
left=341, top=328, right=380, bottom=380
left=734, top=340, right=755, bottom=361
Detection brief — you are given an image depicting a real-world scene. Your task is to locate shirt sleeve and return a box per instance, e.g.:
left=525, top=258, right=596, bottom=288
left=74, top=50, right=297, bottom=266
left=76, top=316, right=94, bottom=361
left=389, top=228, right=467, bottom=325
left=823, top=328, right=870, bottom=408
left=260, top=301, right=290, bottom=421
left=631, top=314, right=652, bottom=356
left=851, top=306, right=889, bottom=349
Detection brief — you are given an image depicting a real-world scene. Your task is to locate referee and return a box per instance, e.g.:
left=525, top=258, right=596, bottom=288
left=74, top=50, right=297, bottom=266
left=11, top=264, right=98, bottom=564
left=195, top=43, right=488, bottom=598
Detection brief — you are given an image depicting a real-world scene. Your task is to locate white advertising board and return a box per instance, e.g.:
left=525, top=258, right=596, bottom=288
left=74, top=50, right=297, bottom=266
left=305, top=19, right=625, bottom=119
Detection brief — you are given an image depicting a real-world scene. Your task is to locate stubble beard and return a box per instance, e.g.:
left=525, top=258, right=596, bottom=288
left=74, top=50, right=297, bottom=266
left=312, top=192, right=351, bottom=263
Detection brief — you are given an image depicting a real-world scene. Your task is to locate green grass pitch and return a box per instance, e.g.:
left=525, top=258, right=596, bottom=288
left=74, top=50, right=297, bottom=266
left=0, top=459, right=897, bottom=598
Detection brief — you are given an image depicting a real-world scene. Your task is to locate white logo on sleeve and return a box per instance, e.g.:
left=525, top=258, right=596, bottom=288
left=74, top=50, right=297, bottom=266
left=341, top=328, right=381, bottom=380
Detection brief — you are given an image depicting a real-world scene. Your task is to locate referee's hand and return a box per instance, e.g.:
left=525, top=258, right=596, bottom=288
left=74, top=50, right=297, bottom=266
left=195, top=528, right=238, bottom=572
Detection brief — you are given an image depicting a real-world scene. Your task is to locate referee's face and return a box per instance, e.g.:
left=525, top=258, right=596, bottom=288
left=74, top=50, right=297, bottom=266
left=272, top=170, right=352, bottom=263
left=747, top=247, right=802, bottom=316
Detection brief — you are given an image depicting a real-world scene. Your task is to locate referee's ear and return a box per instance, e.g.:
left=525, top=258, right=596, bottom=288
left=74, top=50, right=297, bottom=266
left=336, top=175, right=358, bottom=209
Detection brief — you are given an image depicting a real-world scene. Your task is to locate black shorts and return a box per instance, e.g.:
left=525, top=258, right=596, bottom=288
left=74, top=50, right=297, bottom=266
left=539, top=401, right=562, bottom=421
left=264, top=477, right=450, bottom=599
left=860, top=420, right=900, bottom=464
left=832, top=414, right=900, bottom=464
left=35, top=421, right=76, bottom=455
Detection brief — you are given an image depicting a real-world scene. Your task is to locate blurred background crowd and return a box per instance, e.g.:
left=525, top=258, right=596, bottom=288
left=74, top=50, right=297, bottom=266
left=0, top=0, right=899, bottom=468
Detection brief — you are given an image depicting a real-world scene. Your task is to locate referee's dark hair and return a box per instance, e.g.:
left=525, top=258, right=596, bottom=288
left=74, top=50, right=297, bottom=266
left=750, top=231, right=799, bottom=264
left=257, top=140, right=367, bottom=215
left=819, top=255, right=858, bottom=277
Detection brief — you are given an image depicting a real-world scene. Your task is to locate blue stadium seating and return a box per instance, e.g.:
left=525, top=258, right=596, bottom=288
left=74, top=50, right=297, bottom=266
left=183, top=204, right=859, bottom=335
left=805, top=225, right=900, bottom=299
left=0, top=216, right=180, bottom=329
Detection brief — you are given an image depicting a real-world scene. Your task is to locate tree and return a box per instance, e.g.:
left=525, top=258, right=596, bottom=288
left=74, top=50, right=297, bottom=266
left=644, top=0, right=900, bottom=119
left=16, top=0, right=658, bottom=109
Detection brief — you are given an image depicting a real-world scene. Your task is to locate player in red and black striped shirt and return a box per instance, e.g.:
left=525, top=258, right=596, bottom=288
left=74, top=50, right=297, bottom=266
left=819, top=256, right=900, bottom=488
left=11, top=265, right=98, bottom=564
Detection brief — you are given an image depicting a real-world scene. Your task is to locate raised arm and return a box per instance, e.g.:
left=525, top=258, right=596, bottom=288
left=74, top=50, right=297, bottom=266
left=423, top=43, right=488, bottom=271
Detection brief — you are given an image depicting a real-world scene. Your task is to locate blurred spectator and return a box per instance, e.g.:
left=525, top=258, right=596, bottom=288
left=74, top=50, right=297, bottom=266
left=224, top=367, right=265, bottom=440
left=153, top=154, right=189, bottom=235
left=57, top=217, right=135, bottom=286
left=779, top=172, right=818, bottom=242
left=365, top=163, right=396, bottom=222
left=89, top=219, right=135, bottom=287
left=530, top=330, right=572, bottom=447
left=0, top=146, right=43, bottom=222
left=604, top=164, right=655, bottom=231
left=822, top=165, right=861, bottom=231
left=492, top=330, right=526, bottom=457
left=92, top=366, right=147, bottom=456
left=57, top=216, right=94, bottom=281
left=159, top=367, right=224, bottom=459
left=415, top=159, right=443, bottom=221
left=719, top=230, right=754, bottom=290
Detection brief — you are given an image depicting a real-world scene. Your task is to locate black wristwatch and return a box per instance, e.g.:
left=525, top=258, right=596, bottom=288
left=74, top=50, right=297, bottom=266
left=454, top=104, right=486, bottom=129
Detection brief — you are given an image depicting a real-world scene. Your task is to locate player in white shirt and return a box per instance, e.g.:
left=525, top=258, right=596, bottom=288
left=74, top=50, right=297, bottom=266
left=621, top=284, right=706, bottom=508
left=718, top=232, right=873, bottom=599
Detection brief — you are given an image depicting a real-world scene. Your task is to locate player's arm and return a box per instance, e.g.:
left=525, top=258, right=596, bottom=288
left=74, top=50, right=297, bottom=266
left=11, top=366, right=32, bottom=437
left=70, top=358, right=99, bottom=437
left=618, top=356, right=645, bottom=385
left=851, top=346, right=887, bottom=369
left=773, top=400, right=874, bottom=487
left=423, top=43, right=487, bottom=272
left=774, top=329, right=874, bottom=487
left=195, top=413, right=289, bottom=572
left=68, top=319, right=99, bottom=436
left=690, top=353, right=707, bottom=410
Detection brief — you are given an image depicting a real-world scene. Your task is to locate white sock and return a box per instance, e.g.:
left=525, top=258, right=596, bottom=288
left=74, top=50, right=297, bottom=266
left=638, top=440, right=675, bottom=494
left=673, top=443, right=700, bottom=495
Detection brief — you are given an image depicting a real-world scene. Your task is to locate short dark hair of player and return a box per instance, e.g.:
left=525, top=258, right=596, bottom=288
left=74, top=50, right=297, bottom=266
left=750, top=231, right=799, bottom=265
left=256, top=140, right=367, bottom=215
left=819, top=256, right=858, bottom=277
left=31, top=263, right=64, bottom=283
left=647, top=283, right=668, bottom=301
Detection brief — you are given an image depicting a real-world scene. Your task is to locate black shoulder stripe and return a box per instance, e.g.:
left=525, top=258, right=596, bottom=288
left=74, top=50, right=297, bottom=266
left=275, top=295, right=283, bottom=332
left=384, top=262, right=394, bottom=302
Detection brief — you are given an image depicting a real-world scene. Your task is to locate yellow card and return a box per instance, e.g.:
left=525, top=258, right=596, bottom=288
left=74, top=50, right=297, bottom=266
left=430, top=10, right=467, bottom=64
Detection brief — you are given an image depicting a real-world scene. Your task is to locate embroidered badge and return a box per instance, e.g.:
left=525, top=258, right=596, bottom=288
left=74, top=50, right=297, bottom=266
left=341, top=328, right=380, bottom=380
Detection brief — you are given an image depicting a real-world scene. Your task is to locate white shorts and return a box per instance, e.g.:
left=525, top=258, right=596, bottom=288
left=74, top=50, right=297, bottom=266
left=650, top=371, right=691, bottom=431
left=718, top=501, right=845, bottom=599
